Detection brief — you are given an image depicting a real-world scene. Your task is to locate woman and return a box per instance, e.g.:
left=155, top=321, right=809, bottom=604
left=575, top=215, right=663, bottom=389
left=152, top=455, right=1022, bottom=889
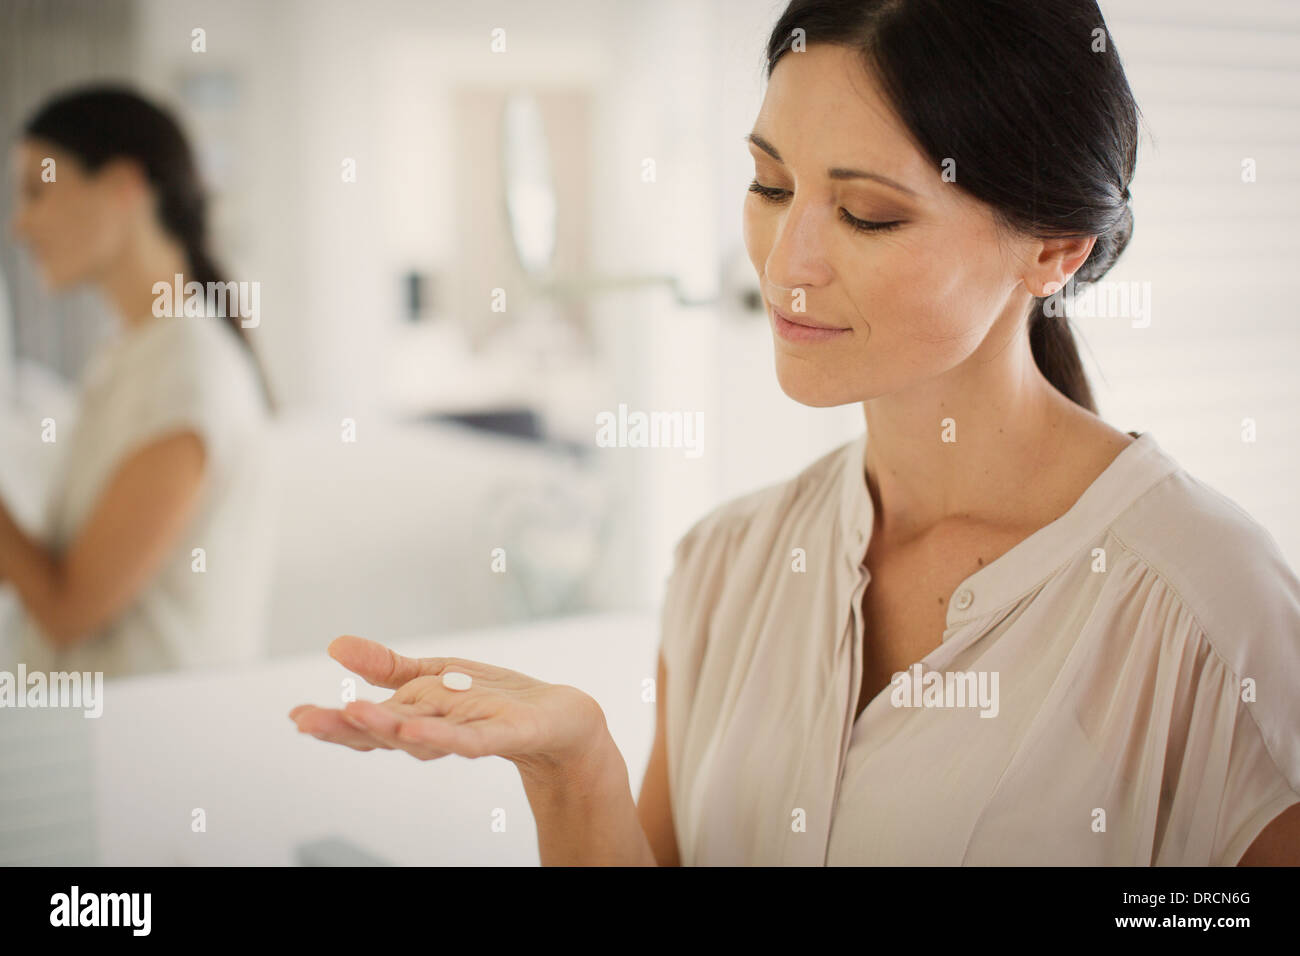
left=291, top=0, right=1300, bottom=865
left=0, top=85, right=275, bottom=677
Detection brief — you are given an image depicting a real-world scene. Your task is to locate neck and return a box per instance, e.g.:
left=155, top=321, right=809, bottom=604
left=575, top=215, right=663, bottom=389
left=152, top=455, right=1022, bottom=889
left=861, top=335, right=1077, bottom=542
left=97, top=225, right=190, bottom=331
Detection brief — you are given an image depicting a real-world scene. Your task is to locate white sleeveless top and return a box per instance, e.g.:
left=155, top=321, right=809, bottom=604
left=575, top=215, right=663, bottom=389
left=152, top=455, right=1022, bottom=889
left=660, top=429, right=1300, bottom=865
left=7, top=315, right=275, bottom=678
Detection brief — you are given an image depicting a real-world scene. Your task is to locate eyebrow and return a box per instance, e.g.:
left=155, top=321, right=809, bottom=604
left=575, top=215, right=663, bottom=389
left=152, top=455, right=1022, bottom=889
left=746, top=132, right=919, bottom=198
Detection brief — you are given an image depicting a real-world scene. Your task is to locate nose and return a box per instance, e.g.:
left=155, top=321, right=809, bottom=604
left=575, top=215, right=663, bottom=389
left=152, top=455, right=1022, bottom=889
left=762, top=194, right=834, bottom=294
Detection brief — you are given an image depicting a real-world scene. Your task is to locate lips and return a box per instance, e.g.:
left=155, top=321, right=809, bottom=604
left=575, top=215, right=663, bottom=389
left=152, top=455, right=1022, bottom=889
left=770, top=304, right=851, bottom=344
left=771, top=306, right=848, bottom=331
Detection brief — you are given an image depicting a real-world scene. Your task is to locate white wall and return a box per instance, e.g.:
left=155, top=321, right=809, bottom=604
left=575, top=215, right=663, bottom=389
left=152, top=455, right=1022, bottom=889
left=1087, top=0, right=1300, bottom=568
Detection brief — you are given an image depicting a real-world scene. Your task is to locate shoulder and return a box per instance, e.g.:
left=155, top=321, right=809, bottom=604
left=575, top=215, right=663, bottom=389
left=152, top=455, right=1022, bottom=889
left=121, top=318, right=264, bottom=415
left=93, top=318, right=267, bottom=469
left=1110, top=466, right=1300, bottom=655
left=670, top=436, right=855, bottom=573
left=1108, top=465, right=1300, bottom=790
left=128, top=316, right=249, bottom=375
left=658, top=435, right=857, bottom=681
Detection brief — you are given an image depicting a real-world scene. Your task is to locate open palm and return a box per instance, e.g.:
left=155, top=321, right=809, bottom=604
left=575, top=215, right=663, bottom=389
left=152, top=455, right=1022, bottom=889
left=289, top=635, right=609, bottom=776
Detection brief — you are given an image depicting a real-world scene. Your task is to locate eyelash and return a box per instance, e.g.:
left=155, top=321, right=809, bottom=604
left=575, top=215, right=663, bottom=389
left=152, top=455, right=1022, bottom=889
left=747, top=179, right=903, bottom=234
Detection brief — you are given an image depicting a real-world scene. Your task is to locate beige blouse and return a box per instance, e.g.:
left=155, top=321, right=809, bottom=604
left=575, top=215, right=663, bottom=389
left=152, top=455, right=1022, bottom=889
left=660, top=429, right=1300, bottom=865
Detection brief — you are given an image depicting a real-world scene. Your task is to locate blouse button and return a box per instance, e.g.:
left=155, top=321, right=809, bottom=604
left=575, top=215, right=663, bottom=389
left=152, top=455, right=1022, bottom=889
left=954, top=588, right=973, bottom=610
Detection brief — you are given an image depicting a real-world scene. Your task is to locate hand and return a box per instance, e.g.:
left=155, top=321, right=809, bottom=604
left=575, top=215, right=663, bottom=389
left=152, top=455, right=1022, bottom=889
left=289, top=635, right=612, bottom=780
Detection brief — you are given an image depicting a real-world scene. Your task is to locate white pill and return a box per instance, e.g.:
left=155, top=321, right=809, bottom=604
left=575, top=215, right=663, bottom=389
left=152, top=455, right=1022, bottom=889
left=442, top=671, right=472, bottom=691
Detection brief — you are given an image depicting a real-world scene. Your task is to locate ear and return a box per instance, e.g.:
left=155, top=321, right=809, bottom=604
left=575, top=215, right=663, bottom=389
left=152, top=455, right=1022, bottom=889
left=96, top=156, right=152, bottom=213
left=1024, top=234, right=1095, bottom=297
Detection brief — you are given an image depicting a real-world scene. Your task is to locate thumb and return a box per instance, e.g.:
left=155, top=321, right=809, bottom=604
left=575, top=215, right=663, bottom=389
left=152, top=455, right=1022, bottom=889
left=328, top=635, right=435, bottom=689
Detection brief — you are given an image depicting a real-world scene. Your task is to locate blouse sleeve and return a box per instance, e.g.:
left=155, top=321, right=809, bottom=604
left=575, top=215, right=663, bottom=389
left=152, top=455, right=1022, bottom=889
left=115, top=322, right=237, bottom=472
left=1211, top=702, right=1300, bottom=865
left=657, top=505, right=751, bottom=856
left=658, top=505, right=750, bottom=708
left=1134, top=551, right=1300, bottom=865
left=659, top=524, right=707, bottom=698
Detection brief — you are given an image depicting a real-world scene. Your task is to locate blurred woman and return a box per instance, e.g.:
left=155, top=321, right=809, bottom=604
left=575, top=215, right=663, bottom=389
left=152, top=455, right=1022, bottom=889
left=0, top=85, right=275, bottom=677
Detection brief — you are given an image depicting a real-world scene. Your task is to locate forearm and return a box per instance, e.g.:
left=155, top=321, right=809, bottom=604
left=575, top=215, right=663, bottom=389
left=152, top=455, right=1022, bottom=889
left=0, top=503, right=76, bottom=646
left=516, top=729, right=658, bottom=866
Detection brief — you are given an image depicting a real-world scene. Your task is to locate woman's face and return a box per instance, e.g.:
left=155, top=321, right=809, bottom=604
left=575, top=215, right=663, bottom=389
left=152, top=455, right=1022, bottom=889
left=9, top=138, right=134, bottom=289
left=744, top=44, right=1039, bottom=407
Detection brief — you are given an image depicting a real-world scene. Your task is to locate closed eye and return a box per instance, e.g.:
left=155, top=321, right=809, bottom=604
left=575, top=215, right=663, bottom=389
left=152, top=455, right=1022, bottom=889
left=747, top=180, right=790, bottom=203
left=747, top=180, right=903, bottom=234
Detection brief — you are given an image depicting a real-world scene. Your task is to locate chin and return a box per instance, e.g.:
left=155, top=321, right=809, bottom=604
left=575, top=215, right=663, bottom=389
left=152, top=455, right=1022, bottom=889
left=772, top=355, right=863, bottom=408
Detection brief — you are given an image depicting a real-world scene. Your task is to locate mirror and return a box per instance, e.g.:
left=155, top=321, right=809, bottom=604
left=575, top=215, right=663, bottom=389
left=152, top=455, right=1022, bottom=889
left=501, top=92, right=557, bottom=277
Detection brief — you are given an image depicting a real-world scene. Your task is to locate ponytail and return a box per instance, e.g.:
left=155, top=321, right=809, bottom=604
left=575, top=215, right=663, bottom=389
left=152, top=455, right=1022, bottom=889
left=168, top=216, right=276, bottom=413
left=1027, top=308, right=1096, bottom=414
left=1025, top=200, right=1134, bottom=414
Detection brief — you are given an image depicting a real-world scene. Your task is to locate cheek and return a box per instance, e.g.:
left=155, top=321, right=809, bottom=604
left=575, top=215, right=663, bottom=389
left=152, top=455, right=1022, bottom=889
left=50, top=190, right=118, bottom=274
left=28, top=189, right=76, bottom=243
left=861, top=236, right=988, bottom=350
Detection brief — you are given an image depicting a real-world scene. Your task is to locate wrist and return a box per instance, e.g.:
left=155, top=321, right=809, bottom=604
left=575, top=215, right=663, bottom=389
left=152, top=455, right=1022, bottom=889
left=517, top=736, right=628, bottom=817
left=515, top=724, right=652, bottom=866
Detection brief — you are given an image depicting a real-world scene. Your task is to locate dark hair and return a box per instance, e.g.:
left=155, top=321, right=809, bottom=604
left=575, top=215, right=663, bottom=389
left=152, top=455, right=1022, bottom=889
left=765, top=0, right=1142, bottom=413
left=23, top=84, right=274, bottom=411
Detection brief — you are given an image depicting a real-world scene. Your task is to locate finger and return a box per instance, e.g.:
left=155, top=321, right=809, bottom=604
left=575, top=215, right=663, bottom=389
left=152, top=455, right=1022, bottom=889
left=328, top=635, right=444, bottom=690
left=289, top=702, right=353, bottom=722
left=343, top=699, right=423, bottom=749
left=292, top=705, right=389, bottom=751
left=344, top=700, right=451, bottom=761
left=295, top=708, right=384, bottom=751
left=393, top=714, right=494, bottom=760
